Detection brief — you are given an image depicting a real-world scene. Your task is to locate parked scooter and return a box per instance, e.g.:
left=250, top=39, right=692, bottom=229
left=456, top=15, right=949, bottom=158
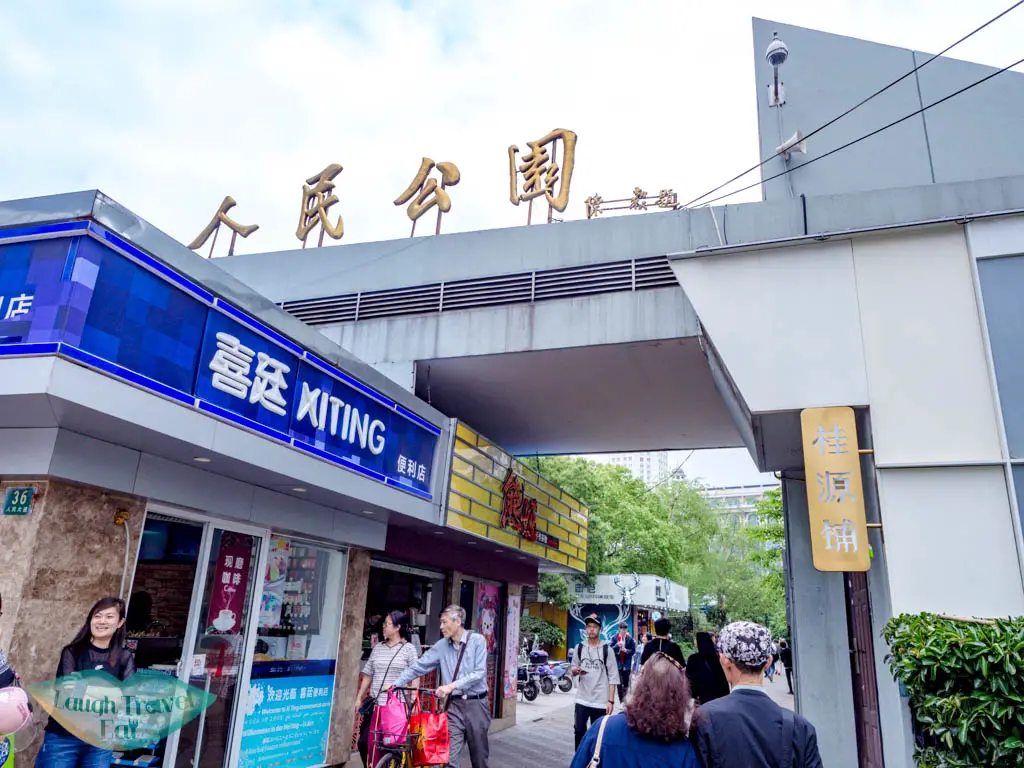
left=536, top=660, right=573, bottom=693
left=530, top=649, right=556, bottom=695
left=548, top=661, right=573, bottom=693
left=517, top=663, right=540, bottom=701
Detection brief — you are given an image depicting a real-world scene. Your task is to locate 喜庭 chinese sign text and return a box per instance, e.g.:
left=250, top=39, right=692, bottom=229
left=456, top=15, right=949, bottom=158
left=800, top=406, right=870, bottom=572
left=0, top=228, right=440, bottom=500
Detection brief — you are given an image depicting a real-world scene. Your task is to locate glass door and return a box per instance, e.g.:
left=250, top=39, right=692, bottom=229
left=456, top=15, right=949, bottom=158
left=173, top=526, right=266, bottom=768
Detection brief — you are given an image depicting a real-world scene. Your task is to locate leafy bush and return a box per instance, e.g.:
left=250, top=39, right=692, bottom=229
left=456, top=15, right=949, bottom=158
left=883, top=613, right=1024, bottom=766
left=519, top=615, right=565, bottom=652
left=537, top=574, right=575, bottom=610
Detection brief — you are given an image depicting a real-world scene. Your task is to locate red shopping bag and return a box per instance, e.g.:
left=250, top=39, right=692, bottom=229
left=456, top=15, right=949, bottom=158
left=410, top=693, right=449, bottom=766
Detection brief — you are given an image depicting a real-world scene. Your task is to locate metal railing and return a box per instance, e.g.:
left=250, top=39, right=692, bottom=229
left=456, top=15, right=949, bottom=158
left=280, top=254, right=677, bottom=326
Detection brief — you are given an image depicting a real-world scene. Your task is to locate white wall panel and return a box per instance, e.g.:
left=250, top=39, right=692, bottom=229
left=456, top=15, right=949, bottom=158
left=878, top=466, right=1024, bottom=617
left=853, top=227, right=1002, bottom=465
left=671, top=241, right=869, bottom=413
left=966, top=214, right=1024, bottom=260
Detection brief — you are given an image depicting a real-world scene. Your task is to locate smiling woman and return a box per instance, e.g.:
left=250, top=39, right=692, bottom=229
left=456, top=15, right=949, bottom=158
left=34, top=596, right=136, bottom=768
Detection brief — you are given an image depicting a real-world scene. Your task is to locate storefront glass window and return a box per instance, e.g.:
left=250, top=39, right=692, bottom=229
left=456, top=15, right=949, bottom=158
left=238, top=537, right=346, bottom=768
left=364, top=562, right=445, bottom=661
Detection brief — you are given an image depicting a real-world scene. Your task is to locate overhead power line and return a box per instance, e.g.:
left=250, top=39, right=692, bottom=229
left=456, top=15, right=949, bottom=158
left=693, top=53, right=1024, bottom=209
left=645, top=450, right=695, bottom=493
left=683, top=0, right=1024, bottom=209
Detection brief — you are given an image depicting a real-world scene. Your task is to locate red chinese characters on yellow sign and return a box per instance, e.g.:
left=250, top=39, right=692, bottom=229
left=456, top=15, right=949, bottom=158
left=501, top=469, right=538, bottom=542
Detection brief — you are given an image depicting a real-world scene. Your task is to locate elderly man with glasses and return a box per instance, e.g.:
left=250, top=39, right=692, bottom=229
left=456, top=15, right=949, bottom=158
left=392, top=604, right=490, bottom=768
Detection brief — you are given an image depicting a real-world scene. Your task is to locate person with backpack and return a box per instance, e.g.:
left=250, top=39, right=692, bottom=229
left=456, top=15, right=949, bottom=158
left=694, top=621, right=823, bottom=768
left=569, top=614, right=620, bottom=749
left=639, top=618, right=686, bottom=669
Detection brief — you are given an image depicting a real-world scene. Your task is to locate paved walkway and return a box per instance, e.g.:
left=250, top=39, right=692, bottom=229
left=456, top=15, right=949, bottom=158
left=487, top=696, right=577, bottom=768
left=480, top=678, right=795, bottom=768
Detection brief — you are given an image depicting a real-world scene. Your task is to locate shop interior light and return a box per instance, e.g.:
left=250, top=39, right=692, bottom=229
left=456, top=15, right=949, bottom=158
left=361, top=510, right=374, bottom=515
left=192, top=457, right=212, bottom=463
left=433, top=530, right=444, bottom=535
left=292, top=487, right=307, bottom=493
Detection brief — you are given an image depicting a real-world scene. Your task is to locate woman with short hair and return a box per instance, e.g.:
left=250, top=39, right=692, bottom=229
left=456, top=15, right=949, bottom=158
left=570, top=653, right=700, bottom=768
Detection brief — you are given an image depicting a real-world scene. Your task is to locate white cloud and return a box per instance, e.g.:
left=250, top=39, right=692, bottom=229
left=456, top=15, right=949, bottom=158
left=2, top=0, right=1019, bottom=254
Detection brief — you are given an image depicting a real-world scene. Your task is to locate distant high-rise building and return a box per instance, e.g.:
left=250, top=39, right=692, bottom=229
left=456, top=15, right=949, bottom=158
left=583, top=451, right=671, bottom=486
left=702, top=483, right=780, bottom=526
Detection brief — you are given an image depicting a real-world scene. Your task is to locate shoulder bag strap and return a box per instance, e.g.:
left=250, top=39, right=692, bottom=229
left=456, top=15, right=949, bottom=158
left=373, top=642, right=407, bottom=701
left=587, top=715, right=610, bottom=768
left=452, top=631, right=471, bottom=682
left=444, top=632, right=472, bottom=713
left=780, top=708, right=795, bottom=768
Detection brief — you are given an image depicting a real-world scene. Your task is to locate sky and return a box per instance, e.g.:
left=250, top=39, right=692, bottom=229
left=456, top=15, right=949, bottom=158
left=2, top=0, right=1021, bottom=485
left=2, top=0, right=1022, bottom=254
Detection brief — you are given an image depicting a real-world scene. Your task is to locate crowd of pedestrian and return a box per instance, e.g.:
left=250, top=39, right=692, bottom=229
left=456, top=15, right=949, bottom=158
left=1, top=590, right=816, bottom=768
left=570, top=618, right=822, bottom=768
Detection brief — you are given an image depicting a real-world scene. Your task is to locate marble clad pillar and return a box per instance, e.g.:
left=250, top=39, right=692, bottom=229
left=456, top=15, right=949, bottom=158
left=0, top=479, right=145, bottom=767
left=326, top=547, right=370, bottom=766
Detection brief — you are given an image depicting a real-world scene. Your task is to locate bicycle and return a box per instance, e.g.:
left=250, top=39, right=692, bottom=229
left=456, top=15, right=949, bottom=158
left=372, top=687, right=443, bottom=768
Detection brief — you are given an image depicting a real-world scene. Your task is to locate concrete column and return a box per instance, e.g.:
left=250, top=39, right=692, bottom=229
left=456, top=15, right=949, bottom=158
left=326, top=547, right=370, bottom=766
left=0, top=479, right=147, bottom=768
left=783, top=477, right=858, bottom=768
left=858, top=414, right=916, bottom=768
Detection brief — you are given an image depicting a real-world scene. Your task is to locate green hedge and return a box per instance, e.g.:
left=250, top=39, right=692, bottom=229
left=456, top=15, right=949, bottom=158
left=520, top=615, right=565, bottom=652
left=883, top=613, right=1024, bottom=766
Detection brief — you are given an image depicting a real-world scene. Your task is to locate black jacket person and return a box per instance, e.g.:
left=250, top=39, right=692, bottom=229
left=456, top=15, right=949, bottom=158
left=694, top=621, right=823, bottom=768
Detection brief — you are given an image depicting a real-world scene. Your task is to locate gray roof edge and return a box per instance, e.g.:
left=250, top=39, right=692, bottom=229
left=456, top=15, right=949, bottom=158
left=0, top=190, right=450, bottom=427
left=681, top=173, right=1024, bottom=258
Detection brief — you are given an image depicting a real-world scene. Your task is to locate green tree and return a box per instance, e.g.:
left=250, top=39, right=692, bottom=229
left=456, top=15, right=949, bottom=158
left=746, top=487, right=785, bottom=594
left=519, top=615, right=565, bottom=651
left=537, top=573, right=574, bottom=610
left=532, top=456, right=716, bottom=583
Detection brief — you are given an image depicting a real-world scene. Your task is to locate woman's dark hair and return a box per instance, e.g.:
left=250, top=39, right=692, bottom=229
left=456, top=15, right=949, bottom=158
left=653, top=617, right=671, bottom=636
left=385, top=610, right=410, bottom=641
left=625, top=654, right=695, bottom=741
left=696, top=631, right=718, bottom=656
left=66, top=597, right=127, bottom=670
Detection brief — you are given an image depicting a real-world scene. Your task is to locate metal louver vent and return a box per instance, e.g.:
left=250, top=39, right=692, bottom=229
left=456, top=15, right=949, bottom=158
left=281, top=255, right=676, bottom=326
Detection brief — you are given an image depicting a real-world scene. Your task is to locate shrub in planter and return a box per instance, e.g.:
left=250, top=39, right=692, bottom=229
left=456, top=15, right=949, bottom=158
left=883, top=613, right=1024, bottom=767
left=519, top=615, right=565, bottom=653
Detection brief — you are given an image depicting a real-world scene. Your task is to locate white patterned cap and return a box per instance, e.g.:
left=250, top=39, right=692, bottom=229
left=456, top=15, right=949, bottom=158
left=717, top=621, right=773, bottom=667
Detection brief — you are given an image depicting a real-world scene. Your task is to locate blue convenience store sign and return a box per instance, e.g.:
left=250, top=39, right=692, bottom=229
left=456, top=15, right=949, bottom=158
left=0, top=221, right=440, bottom=499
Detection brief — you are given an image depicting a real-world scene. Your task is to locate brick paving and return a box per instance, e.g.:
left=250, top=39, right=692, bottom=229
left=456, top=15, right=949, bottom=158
left=485, top=699, right=577, bottom=768
left=479, top=677, right=794, bottom=768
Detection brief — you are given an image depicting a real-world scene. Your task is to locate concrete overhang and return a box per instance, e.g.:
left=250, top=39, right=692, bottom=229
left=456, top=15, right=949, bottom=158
left=0, top=354, right=435, bottom=540
left=414, top=338, right=745, bottom=456
left=0, top=190, right=448, bottom=432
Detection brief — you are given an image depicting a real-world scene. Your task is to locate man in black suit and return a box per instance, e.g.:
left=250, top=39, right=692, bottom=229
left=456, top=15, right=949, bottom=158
left=694, top=621, right=823, bottom=768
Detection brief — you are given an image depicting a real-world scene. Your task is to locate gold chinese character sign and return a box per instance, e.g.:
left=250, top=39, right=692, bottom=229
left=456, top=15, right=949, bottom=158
left=394, top=157, right=461, bottom=237
left=801, top=407, right=870, bottom=572
left=509, top=128, right=577, bottom=224
left=187, top=197, right=259, bottom=258
left=585, top=188, right=679, bottom=219
left=296, top=163, right=344, bottom=247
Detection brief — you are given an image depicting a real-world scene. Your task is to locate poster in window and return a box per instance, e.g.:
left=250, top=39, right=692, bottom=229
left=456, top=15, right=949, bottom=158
left=259, top=537, right=290, bottom=628
left=476, top=584, right=500, bottom=654
left=503, top=595, right=520, bottom=698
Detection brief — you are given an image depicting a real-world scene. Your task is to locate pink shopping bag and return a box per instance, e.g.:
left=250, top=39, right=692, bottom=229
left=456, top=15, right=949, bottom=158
left=377, top=688, right=411, bottom=747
